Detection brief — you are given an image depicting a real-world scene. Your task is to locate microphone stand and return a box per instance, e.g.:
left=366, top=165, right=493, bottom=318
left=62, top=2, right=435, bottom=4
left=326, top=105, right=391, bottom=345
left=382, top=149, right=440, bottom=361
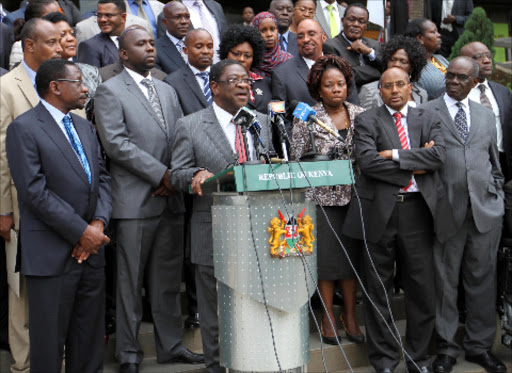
left=240, top=124, right=262, bottom=165
left=300, top=118, right=330, bottom=162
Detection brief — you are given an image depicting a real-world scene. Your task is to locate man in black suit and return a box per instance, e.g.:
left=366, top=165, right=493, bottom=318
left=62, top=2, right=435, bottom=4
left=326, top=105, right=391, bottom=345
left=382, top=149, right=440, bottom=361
left=269, top=0, right=299, bottom=56
left=171, top=60, right=273, bottom=373
left=5, top=59, right=112, bottom=373
left=165, top=29, right=214, bottom=116
left=78, top=0, right=127, bottom=68
left=460, top=41, right=512, bottom=182
left=155, top=2, right=189, bottom=74
left=343, top=67, right=452, bottom=373
left=323, top=2, right=382, bottom=90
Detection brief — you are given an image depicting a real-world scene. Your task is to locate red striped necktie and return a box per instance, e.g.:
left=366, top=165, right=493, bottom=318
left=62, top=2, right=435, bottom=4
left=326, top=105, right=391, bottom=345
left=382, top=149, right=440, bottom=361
left=393, top=112, right=412, bottom=191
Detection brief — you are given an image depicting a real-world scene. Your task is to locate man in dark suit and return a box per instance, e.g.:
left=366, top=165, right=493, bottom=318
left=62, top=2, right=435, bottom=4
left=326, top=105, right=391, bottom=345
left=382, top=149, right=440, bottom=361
left=78, top=0, right=127, bottom=68
left=269, top=0, right=299, bottom=56
left=165, top=29, right=213, bottom=116
left=422, top=57, right=506, bottom=373
left=460, top=41, right=512, bottom=182
left=171, top=60, right=273, bottom=373
left=155, top=1, right=189, bottom=74
left=343, top=67, right=451, bottom=373
left=181, top=0, right=227, bottom=62
left=323, top=2, right=382, bottom=90
left=6, top=59, right=112, bottom=373
left=94, top=27, right=203, bottom=373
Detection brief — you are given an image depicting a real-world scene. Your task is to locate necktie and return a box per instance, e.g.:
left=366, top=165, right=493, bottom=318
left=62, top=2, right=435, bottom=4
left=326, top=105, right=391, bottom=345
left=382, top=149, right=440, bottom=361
left=134, top=0, right=150, bottom=23
left=62, top=115, right=92, bottom=184
left=478, top=84, right=493, bottom=111
left=327, top=5, right=338, bottom=38
left=196, top=72, right=212, bottom=104
left=393, top=112, right=412, bottom=191
left=454, top=102, right=468, bottom=143
left=176, top=40, right=188, bottom=62
left=234, top=121, right=248, bottom=163
left=141, top=78, right=165, bottom=130
left=279, top=34, right=287, bottom=51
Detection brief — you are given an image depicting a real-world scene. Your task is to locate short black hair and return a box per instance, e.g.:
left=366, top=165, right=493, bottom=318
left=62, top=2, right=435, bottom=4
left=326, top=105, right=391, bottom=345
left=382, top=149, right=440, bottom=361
left=42, top=11, right=69, bottom=24
left=97, top=0, right=126, bottom=13
left=344, top=3, right=369, bottom=19
left=36, top=59, right=76, bottom=98
left=118, top=25, right=149, bottom=50
left=219, top=25, right=265, bottom=70
left=21, top=18, right=45, bottom=45
left=404, top=18, right=430, bottom=38
left=210, top=60, right=244, bottom=84
left=382, top=35, right=428, bottom=82
left=25, top=0, right=59, bottom=21
left=307, top=55, right=353, bottom=102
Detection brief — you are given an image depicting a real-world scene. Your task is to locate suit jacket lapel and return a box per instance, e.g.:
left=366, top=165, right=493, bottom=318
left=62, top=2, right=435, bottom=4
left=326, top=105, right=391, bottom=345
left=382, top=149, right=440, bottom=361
left=101, top=33, right=118, bottom=62
left=466, top=100, right=480, bottom=144
left=36, top=104, right=90, bottom=186
left=153, top=80, right=171, bottom=137
left=183, top=67, right=208, bottom=107
left=436, top=97, right=464, bottom=144
left=315, top=8, right=329, bottom=36
left=295, top=56, right=309, bottom=83
left=203, top=107, right=237, bottom=164
left=162, top=37, right=184, bottom=68
left=489, top=82, right=507, bottom=123
left=71, top=113, right=95, bottom=186
left=13, top=65, right=39, bottom=108
left=376, top=105, right=403, bottom=150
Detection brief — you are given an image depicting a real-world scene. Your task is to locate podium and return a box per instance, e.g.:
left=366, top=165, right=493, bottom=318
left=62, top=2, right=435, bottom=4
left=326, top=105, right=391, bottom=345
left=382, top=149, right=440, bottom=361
left=206, top=161, right=354, bottom=372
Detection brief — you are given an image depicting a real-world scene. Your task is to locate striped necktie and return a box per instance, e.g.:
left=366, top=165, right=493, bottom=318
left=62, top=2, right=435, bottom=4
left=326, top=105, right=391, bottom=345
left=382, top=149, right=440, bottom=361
left=196, top=71, right=212, bottom=104
left=234, top=120, right=248, bottom=163
left=62, top=115, right=92, bottom=184
left=393, top=112, right=412, bottom=191
left=478, top=84, right=493, bottom=111
left=141, top=78, right=166, bottom=130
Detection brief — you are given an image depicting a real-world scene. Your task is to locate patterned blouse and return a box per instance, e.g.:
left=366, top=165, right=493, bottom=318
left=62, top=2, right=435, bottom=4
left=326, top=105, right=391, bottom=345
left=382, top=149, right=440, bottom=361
left=290, top=101, right=365, bottom=207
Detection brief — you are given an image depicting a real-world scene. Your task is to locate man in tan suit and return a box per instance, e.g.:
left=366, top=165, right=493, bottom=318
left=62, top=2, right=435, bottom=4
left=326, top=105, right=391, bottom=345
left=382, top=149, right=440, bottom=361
left=0, top=18, right=63, bottom=373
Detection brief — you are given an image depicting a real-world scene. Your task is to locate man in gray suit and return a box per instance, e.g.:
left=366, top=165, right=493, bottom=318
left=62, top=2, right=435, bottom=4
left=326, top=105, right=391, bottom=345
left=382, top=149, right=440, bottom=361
left=94, top=27, right=203, bottom=373
left=314, top=0, right=346, bottom=39
left=171, top=60, right=273, bottom=373
left=269, top=0, right=299, bottom=56
left=422, top=57, right=506, bottom=373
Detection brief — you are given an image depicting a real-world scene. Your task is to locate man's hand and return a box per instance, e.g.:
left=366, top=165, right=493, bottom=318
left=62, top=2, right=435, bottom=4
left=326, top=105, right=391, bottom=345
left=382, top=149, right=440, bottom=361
left=378, top=150, right=393, bottom=159
left=0, top=215, right=14, bottom=241
left=152, top=169, right=173, bottom=196
left=191, top=170, right=214, bottom=196
left=71, top=243, right=90, bottom=263
left=442, top=14, right=456, bottom=24
left=347, top=39, right=373, bottom=55
left=424, top=140, right=434, bottom=149
left=79, top=222, right=110, bottom=253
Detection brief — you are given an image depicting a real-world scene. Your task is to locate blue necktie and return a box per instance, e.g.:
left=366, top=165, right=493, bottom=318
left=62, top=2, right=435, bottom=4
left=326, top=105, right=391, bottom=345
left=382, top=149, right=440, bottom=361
left=62, top=115, right=92, bottom=184
left=197, top=72, right=212, bottom=105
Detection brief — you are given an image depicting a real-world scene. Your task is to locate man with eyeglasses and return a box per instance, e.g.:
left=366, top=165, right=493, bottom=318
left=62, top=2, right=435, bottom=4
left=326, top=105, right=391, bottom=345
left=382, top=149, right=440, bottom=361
left=344, top=67, right=452, bottom=373
left=171, top=60, right=273, bottom=373
left=77, top=0, right=128, bottom=68
left=421, top=56, right=506, bottom=373
left=5, top=58, right=112, bottom=373
left=164, top=29, right=214, bottom=116
left=269, top=0, right=299, bottom=56
left=323, top=2, right=382, bottom=90
left=155, top=1, right=190, bottom=74
left=460, top=41, right=512, bottom=182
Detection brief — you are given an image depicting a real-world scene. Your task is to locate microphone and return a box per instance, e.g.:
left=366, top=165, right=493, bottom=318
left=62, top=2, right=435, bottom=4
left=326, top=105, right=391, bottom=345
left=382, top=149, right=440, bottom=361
left=268, top=101, right=289, bottom=161
left=233, top=106, right=256, bottom=127
left=290, top=100, right=343, bottom=141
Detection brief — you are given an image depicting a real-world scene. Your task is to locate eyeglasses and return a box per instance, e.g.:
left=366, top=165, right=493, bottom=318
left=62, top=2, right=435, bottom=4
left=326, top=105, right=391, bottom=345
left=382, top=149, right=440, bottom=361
left=344, top=17, right=368, bottom=25
left=95, top=12, right=122, bottom=19
left=380, top=80, right=409, bottom=90
left=166, top=14, right=191, bottom=21
left=53, top=79, right=83, bottom=86
left=216, top=77, right=254, bottom=86
left=472, top=52, right=493, bottom=61
left=229, top=50, right=253, bottom=59
left=445, top=72, right=471, bottom=82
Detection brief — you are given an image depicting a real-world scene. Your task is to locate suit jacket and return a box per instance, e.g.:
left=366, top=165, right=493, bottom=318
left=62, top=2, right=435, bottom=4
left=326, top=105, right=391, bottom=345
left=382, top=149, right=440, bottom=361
left=99, top=60, right=167, bottom=82
left=77, top=32, right=120, bottom=69
left=343, top=105, right=453, bottom=243
left=201, top=0, right=228, bottom=36
left=155, top=35, right=187, bottom=74
left=323, top=34, right=382, bottom=89
left=0, top=22, right=12, bottom=70
left=314, top=2, right=346, bottom=39
left=358, top=81, right=428, bottom=111
left=286, top=31, right=299, bottom=57
left=75, top=14, right=153, bottom=44
left=489, top=81, right=512, bottom=176
left=271, top=55, right=360, bottom=134
left=247, top=77, right=272, bottom=115
left=421, top=97, right=504, bottom=233
left=94, top=68, right=184, bottom=219
left=170, top=105, right=272, bottom=266
left=430, top=0, right=473, bottom=36
left=6, top=103, right=111, bottom=276
left=164, top=65, right=209, bottom=116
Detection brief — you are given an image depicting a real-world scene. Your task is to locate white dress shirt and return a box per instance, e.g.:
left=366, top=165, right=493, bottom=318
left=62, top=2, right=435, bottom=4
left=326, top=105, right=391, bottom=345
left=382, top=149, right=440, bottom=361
left=182, top=0, right=220, bottom=61
left=468, top=80, right=503, bottom=152
left=444, top=93, right=471, bottom=130
left=212, top=102, right=256, bottom=161
left=188, top=63, right=211, bottom=91
left=109, top=35, right=119, bottom=49
left=125, top=67, right=153, bottom=100
left=386, top=104, right=419, bottom=193
left=320, top=0, right=341, bottom=35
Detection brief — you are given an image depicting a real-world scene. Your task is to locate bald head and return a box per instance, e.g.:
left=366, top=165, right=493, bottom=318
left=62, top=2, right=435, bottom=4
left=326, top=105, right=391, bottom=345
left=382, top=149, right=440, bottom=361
left=163, top=1, right=190, bottom=39
left=296, top=19, right=326, bottom=60
left=460, top=41, right=494, bottom=80
left=184, top=29, right=214, bottom=70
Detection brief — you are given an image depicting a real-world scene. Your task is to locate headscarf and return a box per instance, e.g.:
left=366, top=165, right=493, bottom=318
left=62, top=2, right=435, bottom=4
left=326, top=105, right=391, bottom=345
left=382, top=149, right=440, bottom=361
left=251, top=12, right=292, bottom=78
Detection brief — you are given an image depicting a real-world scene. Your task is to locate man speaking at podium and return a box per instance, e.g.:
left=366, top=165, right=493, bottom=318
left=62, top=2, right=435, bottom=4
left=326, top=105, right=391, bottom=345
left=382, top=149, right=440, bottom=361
left=171, top=60, right=272, bottom=373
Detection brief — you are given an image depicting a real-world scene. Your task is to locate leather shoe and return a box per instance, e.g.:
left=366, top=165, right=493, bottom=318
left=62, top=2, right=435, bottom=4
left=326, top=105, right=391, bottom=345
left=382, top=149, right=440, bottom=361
left=164, top=349, right=204, bottom=364
left=376, top=369, right=393, bottom=373
left=433, top=354, right=456, bottom=373
left=465, top=351, right=506, bottom=373
left=184, top=313, right=200, bottom=329
left=119, top=363, right=139, bottom=373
